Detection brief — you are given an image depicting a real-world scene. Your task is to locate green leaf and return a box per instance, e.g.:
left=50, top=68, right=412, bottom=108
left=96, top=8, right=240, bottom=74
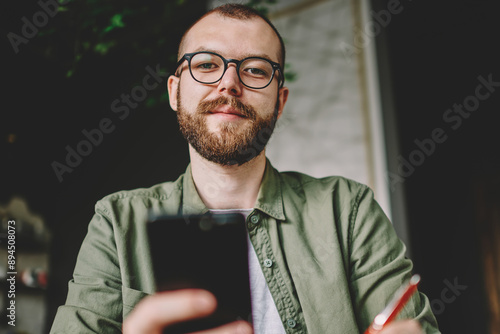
left=104, top=13, right=125, bottom=33
left=94, top=41, right=116, bottom=55
left=146, top=97, right=157, bottom=107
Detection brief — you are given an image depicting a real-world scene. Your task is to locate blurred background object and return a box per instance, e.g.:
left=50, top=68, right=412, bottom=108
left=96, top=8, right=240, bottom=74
left=0, top=197, right=50, bottom=334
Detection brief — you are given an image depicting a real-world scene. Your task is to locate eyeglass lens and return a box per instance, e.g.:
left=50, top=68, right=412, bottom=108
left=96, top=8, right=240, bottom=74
left=189, top=52, right=274, bottom=88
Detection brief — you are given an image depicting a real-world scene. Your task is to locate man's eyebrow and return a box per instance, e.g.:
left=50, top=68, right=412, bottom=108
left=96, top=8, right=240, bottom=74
left=192, top=47, right=276, bottom=62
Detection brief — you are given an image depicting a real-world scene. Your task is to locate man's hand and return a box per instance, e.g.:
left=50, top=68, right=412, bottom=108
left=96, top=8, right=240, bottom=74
left=123, top=289, right=253, bottom=334
left=378, top=320, right=424, bottom=334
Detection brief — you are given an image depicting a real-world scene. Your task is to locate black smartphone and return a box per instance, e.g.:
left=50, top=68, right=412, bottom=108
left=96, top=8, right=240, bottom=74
left=146, top=213, right=252, bottom=334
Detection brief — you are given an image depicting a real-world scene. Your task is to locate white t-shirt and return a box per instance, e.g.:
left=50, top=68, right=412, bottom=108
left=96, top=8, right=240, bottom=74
left=210, top=209, right=286, bottom=334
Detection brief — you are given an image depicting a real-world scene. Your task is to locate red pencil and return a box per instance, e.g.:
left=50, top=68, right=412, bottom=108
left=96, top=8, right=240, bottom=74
left=364, top=274, right=421, bottom=334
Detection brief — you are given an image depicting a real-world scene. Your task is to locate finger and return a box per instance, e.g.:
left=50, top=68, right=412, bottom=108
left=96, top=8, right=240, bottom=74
left=379, top=320, right=423, bottom=334
left=191, top=320, right=253, bottom=334
left=123, top=289, right=217, bottom=334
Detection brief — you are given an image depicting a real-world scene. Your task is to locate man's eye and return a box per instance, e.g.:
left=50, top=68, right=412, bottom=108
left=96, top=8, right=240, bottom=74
left=196, top=62, right=218, bottom=70
left=245, top=68, right=267, bottom=76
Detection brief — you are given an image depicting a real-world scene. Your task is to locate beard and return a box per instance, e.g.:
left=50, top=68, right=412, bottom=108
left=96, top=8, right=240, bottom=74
left=176, top=87, right=279, bottom=166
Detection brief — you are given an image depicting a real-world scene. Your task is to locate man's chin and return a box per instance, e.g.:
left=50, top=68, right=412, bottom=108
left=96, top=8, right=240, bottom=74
left=206, top=127, right=251, bottom=141
left=206, top=118, right=249, bottom=133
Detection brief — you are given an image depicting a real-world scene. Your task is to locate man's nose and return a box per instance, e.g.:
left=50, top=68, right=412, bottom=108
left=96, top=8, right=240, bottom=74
left=217, top=64, right=242, bottom=96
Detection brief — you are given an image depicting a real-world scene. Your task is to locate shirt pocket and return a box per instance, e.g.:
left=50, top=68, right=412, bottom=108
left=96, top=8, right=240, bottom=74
left=122, top=286, right=150, bottom=318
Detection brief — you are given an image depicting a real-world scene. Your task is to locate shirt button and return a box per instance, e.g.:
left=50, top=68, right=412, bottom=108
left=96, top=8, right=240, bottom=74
left=286, top=318, right=297, bottom=328
left=263, top=259, right=273, bottom=267
left=250, top=215, right=260, bottom=224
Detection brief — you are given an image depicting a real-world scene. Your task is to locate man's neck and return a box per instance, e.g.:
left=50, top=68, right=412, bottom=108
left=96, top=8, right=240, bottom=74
left=189, top=146, right=267, bottom=209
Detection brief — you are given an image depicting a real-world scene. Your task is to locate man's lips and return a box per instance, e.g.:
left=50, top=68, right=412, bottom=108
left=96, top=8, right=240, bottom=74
left=208, top=106, right=246, bottom=118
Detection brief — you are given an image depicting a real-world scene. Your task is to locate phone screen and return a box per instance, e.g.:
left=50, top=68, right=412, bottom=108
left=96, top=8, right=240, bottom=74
left=147, top=213, right=252, bottom=333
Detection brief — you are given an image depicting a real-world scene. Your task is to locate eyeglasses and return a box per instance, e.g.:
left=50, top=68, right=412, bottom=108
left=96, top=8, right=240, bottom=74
left=175, top=51, right=284, bottom=89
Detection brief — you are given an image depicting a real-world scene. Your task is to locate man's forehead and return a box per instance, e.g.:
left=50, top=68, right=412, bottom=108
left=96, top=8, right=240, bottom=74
left=180, top=13, right=281, bottom=62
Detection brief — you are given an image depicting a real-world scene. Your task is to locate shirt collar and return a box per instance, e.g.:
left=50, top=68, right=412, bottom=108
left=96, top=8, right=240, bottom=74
left=181, top=159, right=285, bottom=221
left=253, top=159, right=285, bottom=221
left=181, top=164, right=209, bottom=215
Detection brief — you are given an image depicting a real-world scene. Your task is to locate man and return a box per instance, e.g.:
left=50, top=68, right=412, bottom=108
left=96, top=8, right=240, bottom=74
left=51, top=4, right=439, bottom=334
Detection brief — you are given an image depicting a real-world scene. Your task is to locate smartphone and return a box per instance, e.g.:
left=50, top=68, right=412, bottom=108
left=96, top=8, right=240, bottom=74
left=146, top=213, right=252, bottom=333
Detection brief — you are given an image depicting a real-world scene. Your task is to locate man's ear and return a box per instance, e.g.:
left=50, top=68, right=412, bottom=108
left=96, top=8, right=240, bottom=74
left=277, top=86, right=289, bottom=120
left=167, top=75, right=179, bottom=111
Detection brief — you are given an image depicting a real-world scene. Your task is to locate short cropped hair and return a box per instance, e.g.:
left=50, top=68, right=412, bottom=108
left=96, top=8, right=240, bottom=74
left=178, top=4, right=286, bottom=68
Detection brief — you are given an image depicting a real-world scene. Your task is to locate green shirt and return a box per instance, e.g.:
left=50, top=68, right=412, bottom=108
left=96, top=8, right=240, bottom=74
left=50, top=160, right=440, bottom=333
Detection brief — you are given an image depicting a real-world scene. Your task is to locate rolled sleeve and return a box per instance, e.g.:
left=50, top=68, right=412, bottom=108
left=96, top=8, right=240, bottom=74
left=50, top=208, right=124, bottom=333
left=348, top=186, right=440, bottom=333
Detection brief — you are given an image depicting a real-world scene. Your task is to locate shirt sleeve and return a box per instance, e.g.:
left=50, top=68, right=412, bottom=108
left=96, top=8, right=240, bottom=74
left=347, top=186, right=440, bottom=334
left=49, top=205, right=124, bottom=334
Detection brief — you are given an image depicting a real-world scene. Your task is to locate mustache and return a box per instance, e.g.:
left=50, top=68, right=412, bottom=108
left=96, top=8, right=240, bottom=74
left=197, top=96, right=257, bottom=121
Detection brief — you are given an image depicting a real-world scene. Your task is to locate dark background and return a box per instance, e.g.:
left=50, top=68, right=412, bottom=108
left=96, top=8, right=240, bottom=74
left=374, top=0, right=500, bottom=332
left=2, top=0, right=499, bottom=333
left=1, top=1, right=207, bottom=332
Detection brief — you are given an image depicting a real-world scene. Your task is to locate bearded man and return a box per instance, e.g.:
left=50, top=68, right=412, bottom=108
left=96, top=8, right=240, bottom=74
left=50, top=4, right=439, bottom=334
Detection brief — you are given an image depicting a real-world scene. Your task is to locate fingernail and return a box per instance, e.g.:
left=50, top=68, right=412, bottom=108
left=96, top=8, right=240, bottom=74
left=195, top=291, right=215, bottom=311
left=236, top=321, right=253, bottom=334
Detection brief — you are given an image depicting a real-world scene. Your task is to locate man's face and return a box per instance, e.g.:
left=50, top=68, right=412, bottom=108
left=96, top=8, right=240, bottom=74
left=168, top=13, right=289, bottom=165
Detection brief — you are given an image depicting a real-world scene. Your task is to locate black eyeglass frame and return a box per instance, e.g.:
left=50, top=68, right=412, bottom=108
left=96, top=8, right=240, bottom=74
left=175, top=51, right=284, bottom=89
